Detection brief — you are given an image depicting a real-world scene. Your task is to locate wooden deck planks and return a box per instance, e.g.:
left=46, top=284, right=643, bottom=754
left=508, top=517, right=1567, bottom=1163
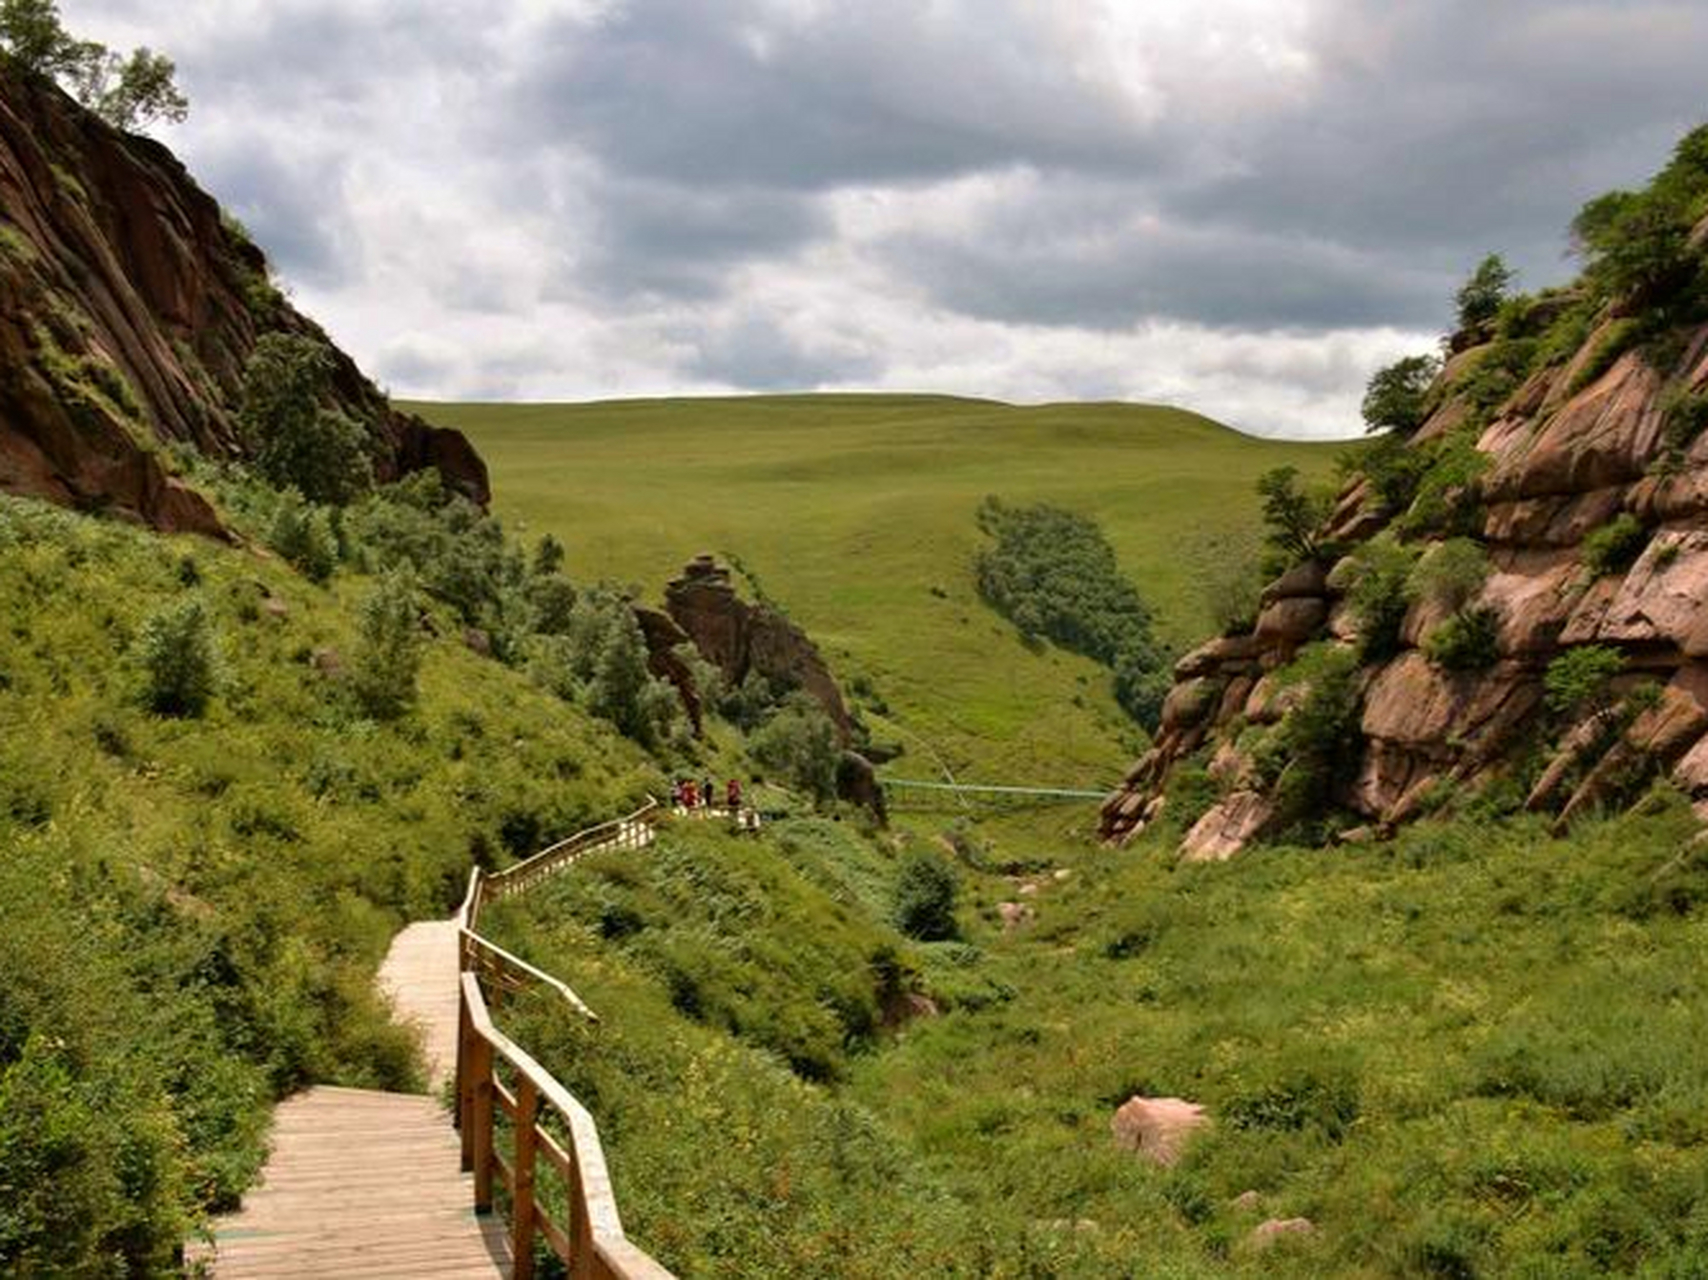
left=193, top=923, right=508, bottom=1277
left=377, top=918, right=463, bottom=1092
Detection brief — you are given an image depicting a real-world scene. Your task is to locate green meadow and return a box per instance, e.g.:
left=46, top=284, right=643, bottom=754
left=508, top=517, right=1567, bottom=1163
left=408, top=395, right=1340, bottom=786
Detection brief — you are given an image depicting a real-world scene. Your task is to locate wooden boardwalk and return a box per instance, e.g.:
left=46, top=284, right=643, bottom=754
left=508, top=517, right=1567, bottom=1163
left=192, top=921, right=509, bottom=1277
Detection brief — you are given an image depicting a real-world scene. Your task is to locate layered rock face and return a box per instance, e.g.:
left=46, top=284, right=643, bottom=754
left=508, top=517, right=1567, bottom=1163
left=0, top=68, right=487, bottom=534
left=1103, top=307, right=1708, bottom=857
left=665, top=554, right=853, bottom=741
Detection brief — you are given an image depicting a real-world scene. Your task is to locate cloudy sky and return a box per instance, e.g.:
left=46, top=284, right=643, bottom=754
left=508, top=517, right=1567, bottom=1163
left=62, top=1, right=1708, bottom=437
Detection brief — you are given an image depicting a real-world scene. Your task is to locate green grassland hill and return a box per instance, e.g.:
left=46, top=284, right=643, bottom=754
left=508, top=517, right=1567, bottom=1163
left=409, top=394, right=1339, bottom=789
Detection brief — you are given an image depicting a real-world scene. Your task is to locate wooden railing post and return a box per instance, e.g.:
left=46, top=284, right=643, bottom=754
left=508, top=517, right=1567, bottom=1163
left=458, top=990, right=474, bottom=1169
left=512, top=1078, right=540, bottom=1280
left=570, top=1138, right=594, bottom=1280
left=471, top=1032, right=495, bottom=1213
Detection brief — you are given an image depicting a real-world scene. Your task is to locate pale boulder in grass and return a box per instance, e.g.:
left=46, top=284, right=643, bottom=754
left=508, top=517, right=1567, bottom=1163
left=1109, top=1096, right=1210, bottom=1167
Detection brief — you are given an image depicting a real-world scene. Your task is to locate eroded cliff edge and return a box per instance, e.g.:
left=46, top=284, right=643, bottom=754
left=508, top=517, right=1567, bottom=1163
left=1104, top=148, right=1708, bottom=857
left=0, top=67, right=486, bottom=535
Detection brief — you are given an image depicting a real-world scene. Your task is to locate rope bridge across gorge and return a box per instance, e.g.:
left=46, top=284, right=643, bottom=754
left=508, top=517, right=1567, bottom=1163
left=879, top=776, right=1115, bottom=812
left=190, top=802, right=675, bottom=1280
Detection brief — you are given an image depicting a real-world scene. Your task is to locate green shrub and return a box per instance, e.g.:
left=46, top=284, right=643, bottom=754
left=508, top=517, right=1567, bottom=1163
left=239, top=334, right=373, bottom=504
left=1361, top=354, right=1440, bottom=436
left=1409, top=538, right=1491, bottom=614
left=1658, top=388, right=1708, bottom=466
left=751, top=693, right=839, bottom=804
left=1257, top=643, right=1362, bottom=834
left=135, top=596, right=219, bottom=716
left=1398, top=428, right=1491, bottom=538
left=973, top=497, right=1170, bottom=727
left=1566, top=318, right=1643, bottom=396
left=584, top=605, right=679, bottom=751
left=1454, top=254, right=1515, bottom=333
left=1581, top=513, right=1648, bottom=577
left=266, top=491, right=338, bottom=583
left=893, top=851, right=959, bottom=941
left=1353, top=429, right=1432, bottom=515
left=1454, top=337, right=1539, bottom=420
left=1256, top=465, right=1334, bottom=567
left=1423, top=606, right=1501, bottom=671
left=1545, top=645, right=1625, bottom=716
left=352, top=571, right=423, bottom=719
left=1332, top=533, right=1418, bottom=662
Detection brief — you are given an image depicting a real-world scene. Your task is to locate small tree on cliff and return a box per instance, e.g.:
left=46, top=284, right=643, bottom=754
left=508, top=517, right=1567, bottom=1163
left=1453, top=254, right=1514, bottom=332
left=1256, top=466, right=1332, bottom=570
left=0, top=0, right=187, bottom=131
left=240, top=334, right=373, bottom=505
left=1361, top=354, right=1440, bottom=436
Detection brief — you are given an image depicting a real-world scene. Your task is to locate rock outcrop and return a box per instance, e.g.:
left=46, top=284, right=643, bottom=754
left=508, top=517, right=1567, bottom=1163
left=633, top=606, right=704, bottom=735
left=1109, top=1096, right=1210, bottom=1167
left=665, top=554, right=853, bottom=740
left=0, top=66, right=487, bottom=534
left=1102, top=258, right=1708, bottom=853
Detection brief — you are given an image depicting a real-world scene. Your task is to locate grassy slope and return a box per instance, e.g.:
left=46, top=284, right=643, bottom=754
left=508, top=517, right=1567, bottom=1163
left=407, top=395, right=1339, bottom=787
left=0, top=496, right=660, bottom=1270
left=487, top=800, right=1708, bottom=1278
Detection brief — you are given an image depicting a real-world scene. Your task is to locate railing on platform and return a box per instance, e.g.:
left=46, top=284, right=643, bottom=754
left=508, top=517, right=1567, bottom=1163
left=454, top=799, right=672, bottom=1280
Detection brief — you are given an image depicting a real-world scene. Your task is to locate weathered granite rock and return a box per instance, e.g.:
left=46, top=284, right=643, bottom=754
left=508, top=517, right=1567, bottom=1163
left=1484, top=348, right=1665, bottom=501
left=1110, top=1096, right=1210, bottom=1167
left=1254, top=596, right=1329, bottom=646
left=1572, top=530, right=1708, bottom=655
left=633, top=606, right=703, bottom=734
left=0, top=66, right=488, bottom=532
left=1181, top=791, right=1275, bottom=862
left=665, top=555, right=852, bottom=739
left=1249, top=1219, right=1316, bottom=1249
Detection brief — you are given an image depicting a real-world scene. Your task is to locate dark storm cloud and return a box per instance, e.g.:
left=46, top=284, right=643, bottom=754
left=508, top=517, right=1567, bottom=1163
left=496, top=0, right=1708, bottom=335
left=193, top=142, right=358, bottom=287
left=504, top=0, right=1168, bottom=191
left=571, top=177, right=831, bottom=301
left=1177, top=0, right=1708, bottom=288
left=882, top=184, right=1444, bottom=332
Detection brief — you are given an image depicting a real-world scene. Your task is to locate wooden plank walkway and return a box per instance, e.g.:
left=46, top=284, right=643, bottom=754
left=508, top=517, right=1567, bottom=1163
left=192, top=920, right=508, bottom=1277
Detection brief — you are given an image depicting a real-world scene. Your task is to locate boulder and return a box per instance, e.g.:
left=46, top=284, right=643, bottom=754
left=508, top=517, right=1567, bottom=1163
left=1160, top=677, right=1222, bottom=732
left=1361, top=653, right=1539, bottom=751
left=1254, top=596, right=1328, bottom=646
left=1485, top=548, right=1583, bottom=654
left=1262, top=560, right=1329, bottom=603
left=997, top=901, right=1035, bottom=931
left=1570, top=530, right=1708, bottom=655
left=1249, top=1218, right=1315, bottom=1249
left=1173, top=634, right=1263, bottom=680
left=1483, top=486, right=1627, bottom=546
left=835, top=750, right=887, bottom=822
left=1483, top=347, right=1665, bottom=501
left=665, top=555, right=852, bottom=739
left=1109, top=1096, right=1209, bottom=1167
left=1675, top=734, right=1708, bottom=794
left=1180, top=791, right=1274, bottom=862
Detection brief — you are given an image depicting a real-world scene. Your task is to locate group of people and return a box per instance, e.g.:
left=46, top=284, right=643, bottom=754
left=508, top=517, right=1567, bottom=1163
left=673, top=776, right=742, bottom=815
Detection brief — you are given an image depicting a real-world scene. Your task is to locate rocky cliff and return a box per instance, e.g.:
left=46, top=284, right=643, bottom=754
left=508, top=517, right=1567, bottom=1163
left=0, top=67, right=486, bottom=535
left=1103, top=193, right=1708, bottom=857
left=665, top=554, right=853, bottom=741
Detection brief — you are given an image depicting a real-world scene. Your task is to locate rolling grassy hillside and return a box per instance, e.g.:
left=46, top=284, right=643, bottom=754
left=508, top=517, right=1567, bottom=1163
left=407, top=395, right=1340, bottom=786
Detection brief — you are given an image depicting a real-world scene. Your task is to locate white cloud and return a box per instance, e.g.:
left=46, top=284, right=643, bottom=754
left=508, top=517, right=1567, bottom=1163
left=55, top=0, right=1708, bottom=438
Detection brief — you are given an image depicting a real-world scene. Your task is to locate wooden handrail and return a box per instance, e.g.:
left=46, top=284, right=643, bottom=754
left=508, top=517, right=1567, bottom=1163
left=455, top=798, right=673, bottom=1280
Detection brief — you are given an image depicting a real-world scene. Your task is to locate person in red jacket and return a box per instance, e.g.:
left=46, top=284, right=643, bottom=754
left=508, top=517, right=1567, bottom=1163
left=726, top=778, right=742, bottom=814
